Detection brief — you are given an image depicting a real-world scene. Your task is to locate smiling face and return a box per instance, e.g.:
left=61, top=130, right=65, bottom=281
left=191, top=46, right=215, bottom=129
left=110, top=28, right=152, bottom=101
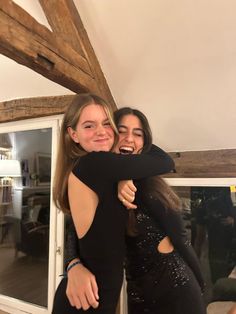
left=114, top=114, right=144, bottom=155
left=68, top=103, right=115, bottom=152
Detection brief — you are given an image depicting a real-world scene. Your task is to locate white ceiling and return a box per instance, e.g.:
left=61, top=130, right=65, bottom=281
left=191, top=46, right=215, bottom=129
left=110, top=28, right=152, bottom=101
left=1, top=0, right=236, bottom=152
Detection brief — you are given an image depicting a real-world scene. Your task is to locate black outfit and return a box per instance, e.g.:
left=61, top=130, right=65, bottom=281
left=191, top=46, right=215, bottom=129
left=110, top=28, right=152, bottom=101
left=125, top=183, right=206, bottom=314
left=52, top=145, right=173, bottom=314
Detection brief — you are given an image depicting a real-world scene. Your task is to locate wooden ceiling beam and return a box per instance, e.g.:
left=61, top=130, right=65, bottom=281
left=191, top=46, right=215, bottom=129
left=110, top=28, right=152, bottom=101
left=0, top=95, right=75, bottom=122
left=0, top=0, right=101, bottom=95
left=0, top=0, right=92, bottom=76
left=39, top=0, right=85, bottom=57
left=39, top=0, right=116, bottom=109
left=164, top=150, right=236, bottom=178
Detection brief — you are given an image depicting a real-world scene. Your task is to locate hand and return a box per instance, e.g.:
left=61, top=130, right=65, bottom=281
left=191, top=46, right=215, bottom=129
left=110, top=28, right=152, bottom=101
left=118, top=180, right=137, bottom=209
left=66, top=260, right=99, bottom=310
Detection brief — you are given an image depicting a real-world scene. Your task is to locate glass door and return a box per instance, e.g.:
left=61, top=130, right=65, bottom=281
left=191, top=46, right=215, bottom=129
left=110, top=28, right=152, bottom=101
left=166, top=178, right=236, bottom=307
left=0, top=116, right=64, bottom=314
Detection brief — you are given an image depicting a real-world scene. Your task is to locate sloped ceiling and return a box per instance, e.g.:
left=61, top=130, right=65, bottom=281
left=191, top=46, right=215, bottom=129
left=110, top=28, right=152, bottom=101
left=1, top=0, right=236, bottom=152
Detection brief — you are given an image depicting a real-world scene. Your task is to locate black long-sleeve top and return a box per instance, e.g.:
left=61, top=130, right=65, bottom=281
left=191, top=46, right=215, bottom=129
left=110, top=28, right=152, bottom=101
left=70, top=145, right=174, bottom=265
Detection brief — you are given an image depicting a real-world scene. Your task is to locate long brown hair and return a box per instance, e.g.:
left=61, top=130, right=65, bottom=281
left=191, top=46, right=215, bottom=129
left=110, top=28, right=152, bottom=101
left=114, top=107, right=180, bottom=235
left=140, top=176, right=181, bottom=211
left=53, top=93, right=117, bottom=214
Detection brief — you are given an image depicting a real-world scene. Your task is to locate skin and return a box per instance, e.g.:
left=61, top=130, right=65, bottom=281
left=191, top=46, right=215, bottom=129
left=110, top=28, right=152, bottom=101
left=66, top=111, right=174, bottom=310
left=67, top=103, right=114, bottom=153
left=114, top=114, right=144, bottom=154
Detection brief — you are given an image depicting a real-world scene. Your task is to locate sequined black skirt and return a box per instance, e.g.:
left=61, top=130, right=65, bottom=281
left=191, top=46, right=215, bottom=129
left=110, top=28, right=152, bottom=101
left=126, top=251, right=206, bottom=314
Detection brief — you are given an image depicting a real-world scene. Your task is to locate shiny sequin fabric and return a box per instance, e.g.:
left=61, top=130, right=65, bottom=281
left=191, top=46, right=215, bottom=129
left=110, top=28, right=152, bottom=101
left=125, top=204, right=206, bottom=314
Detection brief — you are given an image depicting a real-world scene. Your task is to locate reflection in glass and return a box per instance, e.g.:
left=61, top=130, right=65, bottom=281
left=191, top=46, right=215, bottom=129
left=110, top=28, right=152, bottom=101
left=173, top=186, right=236, bottom=305
left=0, top=129, right=51, bottom=307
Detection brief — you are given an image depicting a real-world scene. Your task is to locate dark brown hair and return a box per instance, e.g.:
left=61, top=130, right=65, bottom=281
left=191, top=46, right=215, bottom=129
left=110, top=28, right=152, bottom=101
left=114, top=107, right=180, bottom=236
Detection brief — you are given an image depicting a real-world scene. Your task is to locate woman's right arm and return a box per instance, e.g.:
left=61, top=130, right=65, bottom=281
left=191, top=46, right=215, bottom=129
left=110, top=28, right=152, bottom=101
left=65, top=215, right=99, bottom=310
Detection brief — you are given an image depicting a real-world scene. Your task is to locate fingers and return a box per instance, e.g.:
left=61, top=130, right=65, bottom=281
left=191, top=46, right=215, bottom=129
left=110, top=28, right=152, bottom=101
left=127, top=180, right=137, bottom=193
left=118, top=180, right=137, bottom=208
left=66, top=264, right=99, bottom=310
left=79, top=293, right=93, bottom=311
left=91, top=275, right=99, bottom=301
left=118, top=193, right=135, bottom=206
left=67, top=283, right=98, bottom=310
left=66, top=286, right=82, bottom=310
left=82, top=276, right=99, bottom=309
left=122, top=198, right=137, bottom=209
left=119, top=192, right=137, bottom=209
left=122, top=180, right=137, bottom=198
left=88, top=277, right=99, bottom=308
left=119, top=190, right=135, bottom=203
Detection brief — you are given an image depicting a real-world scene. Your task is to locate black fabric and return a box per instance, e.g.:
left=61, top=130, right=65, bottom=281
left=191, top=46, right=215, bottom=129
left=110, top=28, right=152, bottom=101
left=64, top=215, right=80, bottom=269
left=125, top=191, right=206, bottom=314
left=145, top=197, right=205, bottom=290
left=53, top=277, right=120, bottom=314
left=74, top=145, right=174, bottom=187
left=53, top=145, right=174, bottom=314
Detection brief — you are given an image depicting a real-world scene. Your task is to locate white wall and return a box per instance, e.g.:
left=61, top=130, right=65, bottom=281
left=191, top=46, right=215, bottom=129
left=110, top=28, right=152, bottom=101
left=77, top=0, right=236, bottom=152
left=1, top=0, right=236, bottom=152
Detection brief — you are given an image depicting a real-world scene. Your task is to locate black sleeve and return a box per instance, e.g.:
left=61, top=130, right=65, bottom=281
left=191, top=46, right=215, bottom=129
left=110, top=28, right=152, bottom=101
left=68, top=145, right=174, bottom=264
left=64, top=215, right=80, bottom=268
left=73, top=144, right=174, bottom=183
left=146, top=198, right=205, bottom=291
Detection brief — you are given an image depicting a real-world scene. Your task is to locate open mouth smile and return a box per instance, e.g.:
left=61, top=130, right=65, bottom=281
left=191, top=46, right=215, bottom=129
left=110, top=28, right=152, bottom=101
left=119, top=146, right=134, bottom=154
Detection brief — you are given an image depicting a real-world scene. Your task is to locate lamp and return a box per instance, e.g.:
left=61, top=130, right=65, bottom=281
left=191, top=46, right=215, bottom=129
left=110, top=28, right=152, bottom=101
left=0, top=160, right=21, bottom=177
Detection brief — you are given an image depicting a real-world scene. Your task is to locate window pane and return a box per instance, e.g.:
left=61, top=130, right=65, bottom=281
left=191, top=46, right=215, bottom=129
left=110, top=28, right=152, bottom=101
left=173, top=186, right=236, bottom=305
left=0, top=128, right=52, bottom=307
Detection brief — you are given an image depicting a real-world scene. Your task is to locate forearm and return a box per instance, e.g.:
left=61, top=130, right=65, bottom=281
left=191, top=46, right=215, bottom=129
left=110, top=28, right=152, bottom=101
left=64, top=215, right=80, bottom=268
left=64, top=217, right=99, bottom=310
left=75, top=146, right=175, bottom=183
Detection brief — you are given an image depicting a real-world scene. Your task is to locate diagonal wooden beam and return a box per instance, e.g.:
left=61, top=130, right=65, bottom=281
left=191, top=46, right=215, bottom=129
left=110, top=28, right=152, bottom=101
left=39, top=0, right=116, bottom=109
left=0, top=0, right=92, bottom=76
left=39, top=0, right=85, bottom=58
left=0, top=0, right=101, bottom=95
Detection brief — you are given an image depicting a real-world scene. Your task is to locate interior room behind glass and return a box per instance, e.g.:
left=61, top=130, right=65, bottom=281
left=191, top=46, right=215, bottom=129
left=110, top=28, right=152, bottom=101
left=173, top=185, right=236, bottom=305
left=0, top=129, right=52, bottom=307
